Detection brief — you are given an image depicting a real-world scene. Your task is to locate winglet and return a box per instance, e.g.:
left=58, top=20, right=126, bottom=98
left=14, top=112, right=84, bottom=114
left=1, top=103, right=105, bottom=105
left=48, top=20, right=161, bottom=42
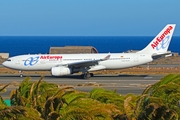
left=101, top=55, right=111, bottom=61
left=137, top=24, right=176, bottom=54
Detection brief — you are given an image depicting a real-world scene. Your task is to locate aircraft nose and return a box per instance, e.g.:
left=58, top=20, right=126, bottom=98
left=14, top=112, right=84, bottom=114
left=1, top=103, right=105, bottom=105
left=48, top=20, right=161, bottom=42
left=2, top=58, right=12, bottom=67
left=2, top=61, right=11, bottom=68
left=2, top=61, right=7, bottom=67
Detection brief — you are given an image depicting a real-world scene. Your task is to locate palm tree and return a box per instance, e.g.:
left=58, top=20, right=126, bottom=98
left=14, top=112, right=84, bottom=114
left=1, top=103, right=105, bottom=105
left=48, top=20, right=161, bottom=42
left=10, top=76, right=59, bottom=106
left=89, top=88, right=125, bottom=108
left=0, top=106, right=42, bottom=120
left=142, top=74, right=180, bottom=95
left=43, top=86, right=75, bottom=120
left=123, top=94, right=139, bottom=120
left=136, top=74, right=180, bottom=119
left=8, top=74, right=180, bottom=120
left=89, top=88, right=138, bottom=119
left=60, top=98, right=120, bottom=120
left=9, top=76, right=60, bottom=119
left=0, top=82, right=11, bottom=106
left=0, top=82, right=42, bottom=119
left=136, top=96, right=178, bottom=120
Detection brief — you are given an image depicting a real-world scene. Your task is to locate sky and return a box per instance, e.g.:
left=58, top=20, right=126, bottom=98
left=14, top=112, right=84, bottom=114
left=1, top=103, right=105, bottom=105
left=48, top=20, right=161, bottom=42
left=0, top=0, right=180, bottom=36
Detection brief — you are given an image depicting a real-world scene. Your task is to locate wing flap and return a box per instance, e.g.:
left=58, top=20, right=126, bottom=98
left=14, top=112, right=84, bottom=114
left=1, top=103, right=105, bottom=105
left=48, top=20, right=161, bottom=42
left=65, top=54, right=110, bottom=68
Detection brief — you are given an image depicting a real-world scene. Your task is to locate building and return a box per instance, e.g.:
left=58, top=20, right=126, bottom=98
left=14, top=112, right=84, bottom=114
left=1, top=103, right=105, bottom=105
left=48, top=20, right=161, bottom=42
left=0, top=53, right=9, bottom=59
left=49, top=46, right=98, bottom=54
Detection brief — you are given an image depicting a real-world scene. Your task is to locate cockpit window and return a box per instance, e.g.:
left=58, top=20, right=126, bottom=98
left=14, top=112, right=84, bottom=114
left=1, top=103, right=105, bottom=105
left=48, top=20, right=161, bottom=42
left=7, top=59, right=11, bottom=61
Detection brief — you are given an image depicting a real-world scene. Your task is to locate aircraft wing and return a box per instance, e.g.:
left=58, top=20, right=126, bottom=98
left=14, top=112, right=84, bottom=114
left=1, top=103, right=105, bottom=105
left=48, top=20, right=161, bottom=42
left=62, top=54, right=110, bottom=68
left=152, top=51, right=172, bottom=60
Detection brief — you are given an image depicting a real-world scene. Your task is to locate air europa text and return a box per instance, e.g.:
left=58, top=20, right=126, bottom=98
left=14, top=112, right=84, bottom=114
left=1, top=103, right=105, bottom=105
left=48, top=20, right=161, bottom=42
left=151, top=26, right=173, bottom=49
left=40, top=56, right=62, bottom=60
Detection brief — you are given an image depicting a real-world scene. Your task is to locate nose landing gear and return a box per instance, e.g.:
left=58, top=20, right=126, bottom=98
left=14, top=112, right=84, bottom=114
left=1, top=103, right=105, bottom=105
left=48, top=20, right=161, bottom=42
left=19, top=71, right=23, bottom=77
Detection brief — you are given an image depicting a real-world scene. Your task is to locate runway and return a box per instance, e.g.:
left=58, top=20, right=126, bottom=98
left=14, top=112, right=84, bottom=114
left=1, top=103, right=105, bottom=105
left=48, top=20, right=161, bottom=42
left=0, top=74, right=164, bottom=99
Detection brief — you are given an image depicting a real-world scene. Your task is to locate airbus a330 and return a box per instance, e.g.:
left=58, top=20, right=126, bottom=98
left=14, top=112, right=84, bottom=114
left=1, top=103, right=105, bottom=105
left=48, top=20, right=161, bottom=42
left=2, top=24, right=176, bottom=79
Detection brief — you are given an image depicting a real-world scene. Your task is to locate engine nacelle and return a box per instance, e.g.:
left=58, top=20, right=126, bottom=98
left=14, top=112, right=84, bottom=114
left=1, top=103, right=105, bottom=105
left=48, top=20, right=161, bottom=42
left=51, top=66, right=72, bottom=76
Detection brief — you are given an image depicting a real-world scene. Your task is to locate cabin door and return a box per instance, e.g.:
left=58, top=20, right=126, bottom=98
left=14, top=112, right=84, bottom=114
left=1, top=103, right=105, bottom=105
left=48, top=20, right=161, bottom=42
left=134, top=55, right=139, bottom=62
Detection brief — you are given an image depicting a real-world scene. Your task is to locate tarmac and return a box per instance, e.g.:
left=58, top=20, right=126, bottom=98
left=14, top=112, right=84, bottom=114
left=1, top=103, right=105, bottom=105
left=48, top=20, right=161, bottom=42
left=0, top=74, right=164, bottom=99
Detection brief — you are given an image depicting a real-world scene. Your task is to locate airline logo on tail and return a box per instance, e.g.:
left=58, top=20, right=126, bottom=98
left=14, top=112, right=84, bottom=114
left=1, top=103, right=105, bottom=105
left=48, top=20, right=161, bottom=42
left=151, top=25, right=173, bottom=50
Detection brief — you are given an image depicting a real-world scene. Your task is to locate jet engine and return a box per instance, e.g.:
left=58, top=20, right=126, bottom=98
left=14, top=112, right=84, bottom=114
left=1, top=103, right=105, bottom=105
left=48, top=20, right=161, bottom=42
left=51, top=66, right=72, bottom=76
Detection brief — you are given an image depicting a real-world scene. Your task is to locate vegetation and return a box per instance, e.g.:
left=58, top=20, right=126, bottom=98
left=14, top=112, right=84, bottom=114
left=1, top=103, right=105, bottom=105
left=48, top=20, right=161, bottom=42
left=0, top=74, right=180, bottom=119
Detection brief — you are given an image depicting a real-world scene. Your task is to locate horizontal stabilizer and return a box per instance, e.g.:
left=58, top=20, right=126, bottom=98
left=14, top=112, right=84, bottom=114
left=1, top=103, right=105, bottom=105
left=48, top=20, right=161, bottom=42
left=152, top=51, right=172, bottom=60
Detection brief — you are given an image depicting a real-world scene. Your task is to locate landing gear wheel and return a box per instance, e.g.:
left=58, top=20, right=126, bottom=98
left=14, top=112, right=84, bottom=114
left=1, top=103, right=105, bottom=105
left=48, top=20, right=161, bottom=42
left=81, top=73, right=91, bottom=79
left=90, top=73, right=94, bottom=77
left=20, top=74, right=23, bottom=78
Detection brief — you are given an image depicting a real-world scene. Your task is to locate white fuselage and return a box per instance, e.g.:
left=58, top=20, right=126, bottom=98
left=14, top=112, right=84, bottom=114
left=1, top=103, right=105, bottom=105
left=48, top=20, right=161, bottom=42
left=2, top=53, right=153, bottom=71
left=2, top=24, right=176, bottom=78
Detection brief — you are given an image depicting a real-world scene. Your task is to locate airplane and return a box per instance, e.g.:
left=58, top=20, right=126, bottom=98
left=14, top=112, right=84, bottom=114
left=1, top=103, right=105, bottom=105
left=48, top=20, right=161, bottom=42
left=2, top=24, right=176, bottom=79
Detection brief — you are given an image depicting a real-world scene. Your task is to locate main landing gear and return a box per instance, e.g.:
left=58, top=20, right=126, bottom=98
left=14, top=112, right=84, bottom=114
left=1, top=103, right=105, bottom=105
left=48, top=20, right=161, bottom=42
left=80, top=72, right=94, bottom=79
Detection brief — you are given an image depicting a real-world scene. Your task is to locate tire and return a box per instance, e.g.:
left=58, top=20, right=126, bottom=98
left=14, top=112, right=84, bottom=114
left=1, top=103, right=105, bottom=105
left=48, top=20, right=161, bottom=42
left=82, top=73, right=91, bottom=79
left=90, top=73, right=94, bottom=77
left=20, top=74, right=23, bottom=77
